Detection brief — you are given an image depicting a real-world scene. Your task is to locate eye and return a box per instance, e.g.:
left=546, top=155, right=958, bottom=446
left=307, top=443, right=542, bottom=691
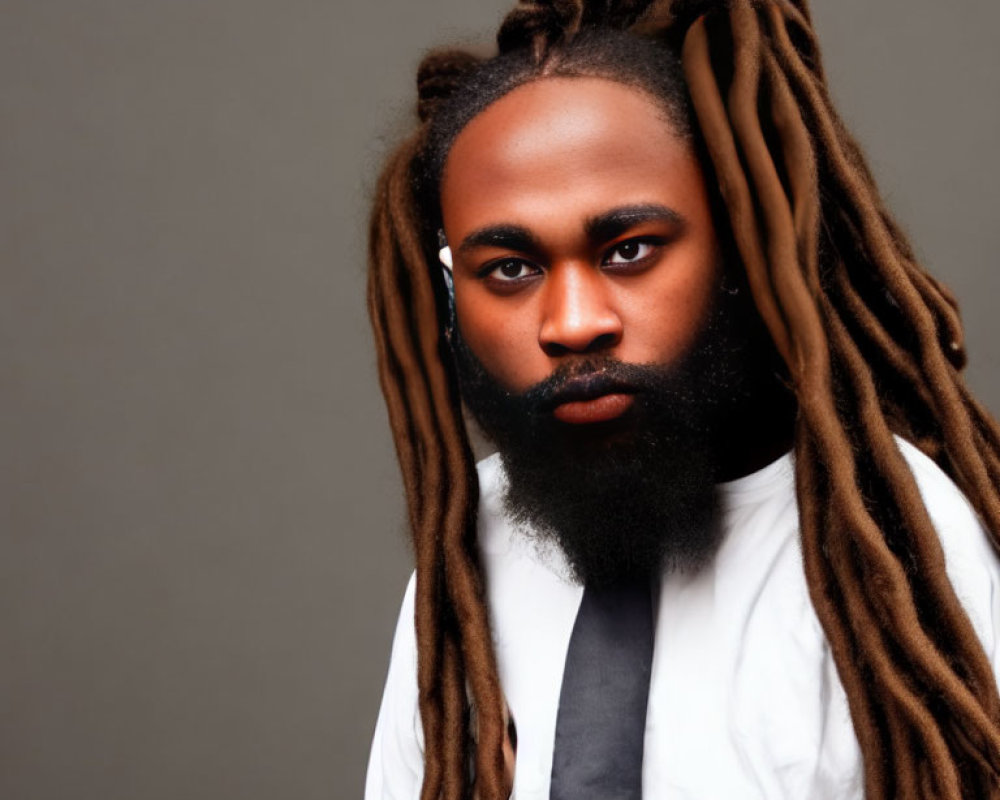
left=604, top=240, right=657, bottom=265
left=482, top=259, right=541, bottom=283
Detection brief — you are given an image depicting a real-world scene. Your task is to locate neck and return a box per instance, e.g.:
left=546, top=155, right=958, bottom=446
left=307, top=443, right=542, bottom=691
left=713, top=370, right=797, bottom=483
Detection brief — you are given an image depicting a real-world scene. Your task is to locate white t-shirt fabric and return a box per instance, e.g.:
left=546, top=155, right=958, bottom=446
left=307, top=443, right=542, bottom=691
left=365, top=438, right=1000, bottom=800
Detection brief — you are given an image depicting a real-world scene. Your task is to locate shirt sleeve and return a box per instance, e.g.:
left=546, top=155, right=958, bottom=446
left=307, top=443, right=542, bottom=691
left=365, top=571, right=425, bottom=800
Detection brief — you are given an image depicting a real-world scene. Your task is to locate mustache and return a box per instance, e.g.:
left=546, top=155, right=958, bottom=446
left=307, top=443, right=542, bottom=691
left=521, top=359, right=673, bottom=413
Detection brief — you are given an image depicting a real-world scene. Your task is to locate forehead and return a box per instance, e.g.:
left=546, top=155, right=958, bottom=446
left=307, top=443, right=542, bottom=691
left=440, top=77, right=702, bottom=235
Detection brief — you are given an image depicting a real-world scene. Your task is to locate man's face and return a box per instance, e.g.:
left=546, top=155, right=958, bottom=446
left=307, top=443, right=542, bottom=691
left=440, top=77, right=722, bottom=412
left=437, top=76, right=751, bottom=586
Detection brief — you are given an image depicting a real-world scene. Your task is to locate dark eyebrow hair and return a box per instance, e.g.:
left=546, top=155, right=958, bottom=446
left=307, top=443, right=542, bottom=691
left=585, top=203, right=686, bottom=243
left=457, top=224, right=541, bottom=255
left=456, top=204, right=685, bottom=256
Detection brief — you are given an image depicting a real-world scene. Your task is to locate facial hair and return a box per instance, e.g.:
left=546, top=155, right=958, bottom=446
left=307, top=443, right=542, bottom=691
left=451, top=282, right=760, bottom=588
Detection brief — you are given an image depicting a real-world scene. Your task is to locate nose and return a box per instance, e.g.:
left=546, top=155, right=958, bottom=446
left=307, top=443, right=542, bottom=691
left=538, top=263, right=623, bottom=356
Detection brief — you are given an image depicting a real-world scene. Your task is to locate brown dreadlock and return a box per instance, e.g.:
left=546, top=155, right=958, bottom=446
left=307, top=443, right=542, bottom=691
left=366, top=1, right=1000, bottom=798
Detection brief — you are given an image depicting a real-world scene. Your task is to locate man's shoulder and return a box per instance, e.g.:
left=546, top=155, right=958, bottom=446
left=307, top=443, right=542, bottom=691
left=894, top=437, right=992, bottom=553
left=893, top=438, right=1000, bottom=640
left=364, top=570, right=423, bottom=800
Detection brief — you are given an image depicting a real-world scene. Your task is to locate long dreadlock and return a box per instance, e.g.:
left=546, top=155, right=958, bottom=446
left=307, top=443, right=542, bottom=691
left=366, top=1, right=1000, bottom=798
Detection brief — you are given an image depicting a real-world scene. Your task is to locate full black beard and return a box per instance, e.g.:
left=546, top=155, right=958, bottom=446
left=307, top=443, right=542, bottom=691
left=451, top=285, right=759, bottom=588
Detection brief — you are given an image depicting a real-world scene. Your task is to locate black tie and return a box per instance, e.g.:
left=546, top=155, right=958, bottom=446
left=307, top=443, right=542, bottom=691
left=549, top=581, right=654, bottom=800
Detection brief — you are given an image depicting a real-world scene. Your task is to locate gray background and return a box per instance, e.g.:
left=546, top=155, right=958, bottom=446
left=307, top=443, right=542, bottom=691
left=1, top=1, right=997, bottom=798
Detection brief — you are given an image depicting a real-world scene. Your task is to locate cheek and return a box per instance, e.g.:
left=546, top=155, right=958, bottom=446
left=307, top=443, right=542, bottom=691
left=622, top=243, right=722, bottom=362
left=453, top=291, right=542, bottom=390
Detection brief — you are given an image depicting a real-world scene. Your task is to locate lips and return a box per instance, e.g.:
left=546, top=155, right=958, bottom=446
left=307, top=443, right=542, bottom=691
left=545, top=372, right=638, bottom=425
left=553, top=392, right=635, bottom=424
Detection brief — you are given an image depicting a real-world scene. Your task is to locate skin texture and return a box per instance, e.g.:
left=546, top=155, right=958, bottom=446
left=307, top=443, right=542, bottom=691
left=440, top=77, right=723, bottom=402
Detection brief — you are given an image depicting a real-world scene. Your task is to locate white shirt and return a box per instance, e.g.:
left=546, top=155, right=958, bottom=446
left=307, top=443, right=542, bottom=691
left=366, top=438, right=1000, bottom=799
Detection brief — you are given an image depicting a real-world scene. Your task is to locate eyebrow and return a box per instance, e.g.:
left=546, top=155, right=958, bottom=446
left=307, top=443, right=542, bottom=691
left=455, top=204, right=686, bottom=256
left=585, top=204, right=686, bottom=242
left=457, top=224, right=541, bottom=255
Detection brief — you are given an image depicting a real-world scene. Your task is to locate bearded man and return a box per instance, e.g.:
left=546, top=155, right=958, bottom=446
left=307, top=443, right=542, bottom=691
left=364, top=2, right=1000, bottom=799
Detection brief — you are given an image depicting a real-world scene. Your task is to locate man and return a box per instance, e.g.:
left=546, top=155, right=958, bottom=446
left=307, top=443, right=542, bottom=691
left=365, top=2, right=1000, bottom=798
